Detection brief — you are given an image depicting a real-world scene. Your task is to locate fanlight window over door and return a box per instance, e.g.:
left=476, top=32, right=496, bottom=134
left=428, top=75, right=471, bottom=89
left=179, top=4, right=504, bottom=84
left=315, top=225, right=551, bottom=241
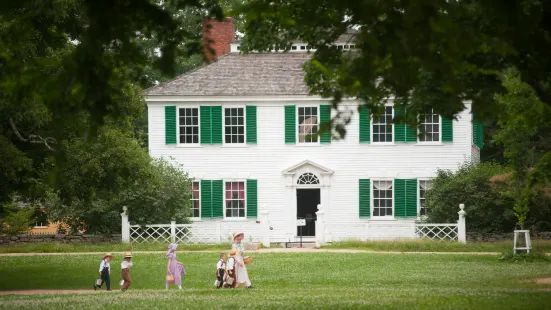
left=297, top=173, right=320, bottom=185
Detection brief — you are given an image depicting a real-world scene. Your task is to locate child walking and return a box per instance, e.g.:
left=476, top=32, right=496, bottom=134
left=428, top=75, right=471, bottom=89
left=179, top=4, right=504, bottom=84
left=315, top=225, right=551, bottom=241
left=223, top=250, right=237, bottom=288
left=216, top=253, right=226, bottom=288
left=94, top=253, right=113, bottom=291
left=166, top=243, right=186, bottom=290
left=120, top=252, right=133, bottom=291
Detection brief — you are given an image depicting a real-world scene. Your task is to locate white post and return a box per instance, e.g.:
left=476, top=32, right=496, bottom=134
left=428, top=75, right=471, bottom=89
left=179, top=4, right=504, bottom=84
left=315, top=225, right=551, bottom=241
left=121, top=206, right=130, bottom=243
left=457, top=204, right=466, bottom=244
left=315, top=204, right=325, bottom=248
left=170, top=220, right=176, bottom=243
left=216, top=221, right=221, bottom=244
left=260, top=209, right=270, bottom=248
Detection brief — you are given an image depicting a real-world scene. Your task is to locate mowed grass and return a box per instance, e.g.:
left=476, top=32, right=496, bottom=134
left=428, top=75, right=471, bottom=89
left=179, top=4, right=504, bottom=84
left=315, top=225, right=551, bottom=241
left=0, top=252, right=550, bottom=309
left=324, top=239, right=551, bottom=253
left=0, top=242, right=231, bottom=253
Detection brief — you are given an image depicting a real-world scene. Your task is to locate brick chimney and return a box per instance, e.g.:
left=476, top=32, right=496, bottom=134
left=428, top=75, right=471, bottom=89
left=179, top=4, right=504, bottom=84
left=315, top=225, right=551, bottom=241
left=202, top=17, right=235, bottom=62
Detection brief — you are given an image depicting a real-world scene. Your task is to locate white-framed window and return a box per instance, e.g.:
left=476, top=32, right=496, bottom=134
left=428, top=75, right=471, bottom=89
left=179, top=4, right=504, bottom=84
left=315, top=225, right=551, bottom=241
left=372, top=106, right=393, bottom=143
left=33, top=209, right=48, bottom=228
left=298, top=106, right=319, bottom=143
left=225, top=181, right=245, bottom=218
left=178, top=107, right=199, bottom=144
left=373, top=180, right=393, bottom=217
left=224, top=107, right=245, bottom=144
left=419, top=109, right=440, bottom=142
left=419, top=180, right=432, bottom=216
left=191, top=182, right=200, bottom=218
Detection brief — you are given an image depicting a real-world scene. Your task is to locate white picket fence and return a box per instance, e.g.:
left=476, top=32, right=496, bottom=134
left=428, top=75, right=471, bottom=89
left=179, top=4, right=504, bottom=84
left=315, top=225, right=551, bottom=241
left=121, top=205, right=467, bottom=245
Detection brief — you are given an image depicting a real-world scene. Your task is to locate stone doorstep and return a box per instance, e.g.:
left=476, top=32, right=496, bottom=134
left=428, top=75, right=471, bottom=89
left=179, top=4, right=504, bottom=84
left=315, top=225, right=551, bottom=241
left=285, top=242, right=317, bottom=249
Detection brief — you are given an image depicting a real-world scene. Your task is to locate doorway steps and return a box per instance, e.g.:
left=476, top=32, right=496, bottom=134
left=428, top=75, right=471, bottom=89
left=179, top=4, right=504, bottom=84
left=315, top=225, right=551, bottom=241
left=285, top=241, right=317, bottom=249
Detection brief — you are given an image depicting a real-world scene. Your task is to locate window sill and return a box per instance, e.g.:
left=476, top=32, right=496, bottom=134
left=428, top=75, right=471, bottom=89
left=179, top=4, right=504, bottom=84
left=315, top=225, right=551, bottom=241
left=221, top=144, right=249, bottom=148
left=369, top=143, right=397, bottom=146
left=414, top=142, right=444, bottom=146
left=366, top=218, right=398, bottom=221
left=176, top=144, right=203, bottom=148
left=33, top=226, right=48, bottom=229
left=294, top=143, right=322, bottom=147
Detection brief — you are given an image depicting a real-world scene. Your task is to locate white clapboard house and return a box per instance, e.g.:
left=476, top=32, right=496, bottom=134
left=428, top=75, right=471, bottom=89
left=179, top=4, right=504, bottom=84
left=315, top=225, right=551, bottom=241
left=144, top=18, right=484, bottom=243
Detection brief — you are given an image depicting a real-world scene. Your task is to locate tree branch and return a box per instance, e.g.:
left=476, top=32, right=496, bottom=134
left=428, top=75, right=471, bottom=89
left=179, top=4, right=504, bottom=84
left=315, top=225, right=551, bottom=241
left=9, top=118, right=56, bottom=151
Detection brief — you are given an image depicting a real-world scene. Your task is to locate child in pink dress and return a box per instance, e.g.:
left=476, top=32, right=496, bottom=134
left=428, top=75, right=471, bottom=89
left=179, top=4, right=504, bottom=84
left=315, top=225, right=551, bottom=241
left=166, top=243, right=186, bottom=289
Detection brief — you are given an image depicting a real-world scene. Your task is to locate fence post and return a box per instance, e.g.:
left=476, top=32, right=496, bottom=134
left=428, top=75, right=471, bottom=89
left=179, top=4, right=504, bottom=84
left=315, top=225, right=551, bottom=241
left=260, top=209, right=270, bottom=248
left=121, top=206, right=130, bottom=243
left=458, top=204, right=467, bottom=244
left=170, top=220, right=176, bottom=243
left=216, top=221, right=221, bottom=244
left=315, top=204, right=325, bottom=248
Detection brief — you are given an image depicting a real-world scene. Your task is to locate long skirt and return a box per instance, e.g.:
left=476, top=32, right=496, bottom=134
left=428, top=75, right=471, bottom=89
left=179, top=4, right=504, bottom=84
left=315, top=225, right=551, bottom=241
left=168, top=262, right=185, bottom=286
left=234, top=255, right=251, bottom=287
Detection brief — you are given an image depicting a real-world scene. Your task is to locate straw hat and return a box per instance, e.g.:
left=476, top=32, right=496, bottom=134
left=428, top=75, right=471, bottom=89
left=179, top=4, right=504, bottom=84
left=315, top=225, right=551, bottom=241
left=232, top=232, right=244, bottom=240
left=229, top=250, right=237, bottom=257
left=103, top=252, right=114, bottom=259
left=124, top=252, right=132, bottom=258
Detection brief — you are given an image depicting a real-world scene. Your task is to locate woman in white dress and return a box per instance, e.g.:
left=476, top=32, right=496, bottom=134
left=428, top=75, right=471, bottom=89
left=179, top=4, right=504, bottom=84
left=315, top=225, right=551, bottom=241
left=231, top=232, right=253, bottom=289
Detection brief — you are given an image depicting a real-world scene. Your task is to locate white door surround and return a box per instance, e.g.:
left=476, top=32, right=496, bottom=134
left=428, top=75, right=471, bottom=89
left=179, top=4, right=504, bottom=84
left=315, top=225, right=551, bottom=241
left=282, top=160, right=334, bottom=242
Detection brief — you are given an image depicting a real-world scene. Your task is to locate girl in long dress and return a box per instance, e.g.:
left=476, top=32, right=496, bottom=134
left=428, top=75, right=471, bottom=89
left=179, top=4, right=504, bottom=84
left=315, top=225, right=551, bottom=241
left=231, top=232, right=253, bottom=289
left=166, top=243, right=186, bottom=289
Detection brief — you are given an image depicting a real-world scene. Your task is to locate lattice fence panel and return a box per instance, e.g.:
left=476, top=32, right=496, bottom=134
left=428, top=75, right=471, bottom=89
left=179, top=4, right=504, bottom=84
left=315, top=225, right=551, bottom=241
left=415, top=224, right=458, bottom=241
left=130, top=225, right=171, bottom=244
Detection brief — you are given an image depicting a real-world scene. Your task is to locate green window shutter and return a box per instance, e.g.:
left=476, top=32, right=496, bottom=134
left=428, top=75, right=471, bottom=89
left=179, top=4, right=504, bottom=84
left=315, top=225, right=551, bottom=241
left=200, top=106, right=212, bottom=144
left=473, top=122, right=484, bottom=148
left=320, top=104, right=331, bottom=144
left=394, top=179, right=406, bottom=217
left=284, top=105, right=296, bottom=144
left=394, top=106, right=406, bottom=142
left=246, top=106, right=257, bottom=144
left=395, top=179, right=418, bottom=218
left=359, top=106, right=371, bottom=143
left=200, top=180, right=212, bottom=218
left=442, top=117, right=453, bottom=142
left=246, top=179, right=258, bottom=218
left=211, top=106, right=223, bottom=144
left=165, top=106, right=177, bottom=144
left=211, top=180, right=223, bottom=218
left=405, top=179, right=418, bottom=217
left=405, top=125, right=417, bottom=142
left=359, top=179, right=371, bottom=218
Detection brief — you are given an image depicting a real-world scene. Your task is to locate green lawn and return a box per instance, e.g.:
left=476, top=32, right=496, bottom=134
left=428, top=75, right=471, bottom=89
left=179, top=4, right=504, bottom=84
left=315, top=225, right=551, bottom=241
left=0, top=242, right=231, bottom=253
left=324, top=239, right=551, bottom=253
left=0, top=252, right=550, bottom=309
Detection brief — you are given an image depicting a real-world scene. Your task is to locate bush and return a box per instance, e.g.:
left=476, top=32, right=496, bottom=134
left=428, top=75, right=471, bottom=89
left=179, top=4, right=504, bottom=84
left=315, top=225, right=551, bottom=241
left=0, top=201, right=34, bottom=235
left=425, top=162, right=517, bottom=233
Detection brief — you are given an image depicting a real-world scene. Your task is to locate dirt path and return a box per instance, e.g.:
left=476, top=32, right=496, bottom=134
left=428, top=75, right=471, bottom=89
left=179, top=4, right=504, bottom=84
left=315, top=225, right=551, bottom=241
left=0, top=248, right=510, bottom=256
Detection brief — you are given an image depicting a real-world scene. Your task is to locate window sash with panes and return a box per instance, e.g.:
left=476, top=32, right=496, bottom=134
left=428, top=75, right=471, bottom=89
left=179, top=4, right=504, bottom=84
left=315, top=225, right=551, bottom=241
left=373, top=180, right=393, bottom=217
left=419, top=109, right=440, bottom=142
left=298, top=106, right=319, bottom=143
left=372, top=106, right=393, bottom=143
left=225, top=181, right=245, bottom=218
left=178, top=108, right=199, bottom=144
left=224, top=108, right=245, bottom=144
left=419, top=180, right=431, bottom=216
left=191, top=182, right=200, bottom=218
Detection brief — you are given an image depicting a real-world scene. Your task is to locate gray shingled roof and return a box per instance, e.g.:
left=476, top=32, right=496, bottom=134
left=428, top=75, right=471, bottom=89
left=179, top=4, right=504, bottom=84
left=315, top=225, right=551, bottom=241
left=144, top=53, right=311, bottom=96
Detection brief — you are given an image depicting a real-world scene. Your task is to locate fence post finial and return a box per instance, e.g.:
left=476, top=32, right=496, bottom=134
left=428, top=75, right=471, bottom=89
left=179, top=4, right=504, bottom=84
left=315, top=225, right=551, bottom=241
left=121, top=206, right=130, bottom=243
left=458, top=204, right=467, bottom=244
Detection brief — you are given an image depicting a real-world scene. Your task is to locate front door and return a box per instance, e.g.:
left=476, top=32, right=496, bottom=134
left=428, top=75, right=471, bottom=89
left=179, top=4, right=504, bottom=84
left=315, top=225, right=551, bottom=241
left=296, top=188, right=320, bottom=237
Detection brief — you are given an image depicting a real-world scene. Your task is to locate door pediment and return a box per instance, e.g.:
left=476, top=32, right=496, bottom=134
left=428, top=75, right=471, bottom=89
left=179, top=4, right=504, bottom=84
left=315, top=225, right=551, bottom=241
left=282, top=160, right=334, bottom=176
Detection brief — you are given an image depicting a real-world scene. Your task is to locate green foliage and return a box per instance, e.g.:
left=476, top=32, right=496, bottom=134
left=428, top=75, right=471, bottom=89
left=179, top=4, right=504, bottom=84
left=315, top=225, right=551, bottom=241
left=493, top=69, right=551, bottom=228
left=0, top=202, right=34, bottom=235
left=239, top=0, right=551, bottom=132
left=44, top=129, right=193, bottom=234
left=425, top=162, right=516, bottom=233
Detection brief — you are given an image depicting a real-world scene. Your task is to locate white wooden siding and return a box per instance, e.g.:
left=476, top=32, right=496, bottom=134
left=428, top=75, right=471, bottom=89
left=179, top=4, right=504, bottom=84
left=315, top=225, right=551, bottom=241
left=147, top=98, right=473, bottom=242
